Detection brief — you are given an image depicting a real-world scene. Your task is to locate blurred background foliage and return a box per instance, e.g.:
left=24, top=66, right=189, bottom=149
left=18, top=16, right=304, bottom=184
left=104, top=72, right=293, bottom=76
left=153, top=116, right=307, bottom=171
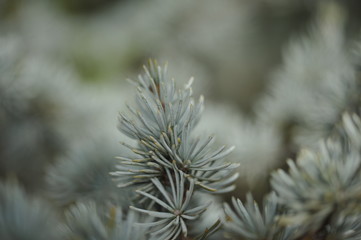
left=1, top=0, right=361, bottom=207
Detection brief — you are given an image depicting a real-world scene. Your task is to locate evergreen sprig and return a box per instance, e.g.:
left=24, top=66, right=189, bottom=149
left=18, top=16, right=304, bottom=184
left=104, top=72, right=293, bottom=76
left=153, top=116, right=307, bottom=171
left=130, top=168, right=209, bottom=239
left=111, top=60, right=238, bottom=194
left=0, top=181, right=64, bottom=240
left=111, top=60, right=239, bottom=239
left=270, top=112, right=361, bottom=237
left=222, top=112, right=361, bottom=240
left=64, top=201, right=146, bottom=240
left=223, top=192, right=294, bottom=240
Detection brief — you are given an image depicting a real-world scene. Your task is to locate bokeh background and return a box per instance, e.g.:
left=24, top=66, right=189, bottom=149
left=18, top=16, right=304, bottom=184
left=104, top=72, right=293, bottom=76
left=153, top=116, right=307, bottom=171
left=1, top=0, right=361, bottom=204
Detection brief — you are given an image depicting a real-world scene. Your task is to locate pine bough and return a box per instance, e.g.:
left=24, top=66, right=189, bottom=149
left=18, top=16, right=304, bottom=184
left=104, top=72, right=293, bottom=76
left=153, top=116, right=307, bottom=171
left=2, top=57, right=361, bottom=240
left=113, top=58, right=361, bottom=240
left=222, top=112, right=361, bottom=240
left=111, top=60, right=239, bottom=240
left=220, top=5, right=361, bottom=239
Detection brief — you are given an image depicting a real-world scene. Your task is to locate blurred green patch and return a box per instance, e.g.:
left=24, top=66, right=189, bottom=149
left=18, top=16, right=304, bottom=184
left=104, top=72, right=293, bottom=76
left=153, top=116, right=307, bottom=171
left=71, top=43, right=150, bottom=83
left=0, top=0, right=19, bottom=19
left=56, top=0, right=122, bottom=15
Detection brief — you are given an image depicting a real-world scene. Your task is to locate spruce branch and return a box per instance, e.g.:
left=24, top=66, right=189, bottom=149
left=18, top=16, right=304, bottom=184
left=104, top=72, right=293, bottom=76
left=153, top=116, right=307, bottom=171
left=111, top=60, right=239, bottom=239
left=270, top=112, right=361, bottom=239
left=0, top=181, right=64, bottom=240
left=130, top=168, right=210, bottom=240
left=64, top=201, right=146, bottom=240
left=46, top=145, right=131, bottom=208
left=111, top=60, right=238, bottom=195
left=223, top=192, right=294, bottom=240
